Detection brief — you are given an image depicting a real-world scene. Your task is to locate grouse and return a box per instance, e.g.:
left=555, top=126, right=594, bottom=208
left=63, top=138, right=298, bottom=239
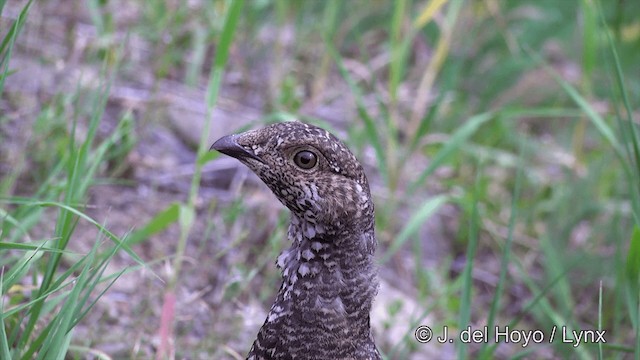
left=211, top=121, right=381, bottom=360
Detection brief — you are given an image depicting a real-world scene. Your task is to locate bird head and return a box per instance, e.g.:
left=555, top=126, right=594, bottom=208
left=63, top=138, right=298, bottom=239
left=211, top=122, right=374, bottom=236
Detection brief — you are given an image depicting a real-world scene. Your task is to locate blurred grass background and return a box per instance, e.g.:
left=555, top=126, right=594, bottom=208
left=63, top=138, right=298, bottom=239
left=1, top=0, right=639, bottom=359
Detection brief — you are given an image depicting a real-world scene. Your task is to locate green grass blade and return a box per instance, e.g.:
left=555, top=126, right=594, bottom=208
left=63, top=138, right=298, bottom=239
left=36, top=256, right=94, bottom=359
left=0, top=242, right=70, bottom=254
left=556, top=74, right=621, bottom=154
left=169, top=0, right=244, bottom=292
left=627, top=227, right=640, bottom=298
left=71, top=238, right=127, bottom=329
left=389, top=0, right=407, bottom=105
left=457, top=169, right=482, bottom=360
left=0, top=0, right=33, bottom=95
left=0, top=199, right=145, bottom=265
left=2, top=240, right=49, bottom=294
left=205, top=0, right=244, bottom=110
left=580, top=0, right=597, bottom=90
left=2, top=277, right=82, bottom=321
left=409, top=112, right=493, bottom=194
left=627, top=226, right=640, bottom=359
left=325, top=39, right=388, bottom=185
left=597, top=0, right=640, bottom=226
left=598, top=280, right=604, bottom=360
left=380, top=194, right=449, bottom=263
left=479, top=143, right=525, bottom=358
left=527, top=47, right=625, bottom=160
left=0, top=270, right=11, bottom=360
left=71, top=269, right=125, bottom=330
left=17, top=65, right=115, bottom=351
left=125, top=203, right=180, bottom=246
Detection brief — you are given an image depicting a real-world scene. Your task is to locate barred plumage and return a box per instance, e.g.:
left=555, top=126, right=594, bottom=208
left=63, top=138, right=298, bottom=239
left=211, top=121, right=380, bottom=360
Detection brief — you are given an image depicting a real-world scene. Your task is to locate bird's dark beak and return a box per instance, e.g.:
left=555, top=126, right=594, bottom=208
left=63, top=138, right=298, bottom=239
left=210, top=134, right=264, bottom=163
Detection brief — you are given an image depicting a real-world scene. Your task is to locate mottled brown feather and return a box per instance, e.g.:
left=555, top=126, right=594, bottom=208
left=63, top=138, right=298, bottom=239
left=212, top=121, right=381, bottom=360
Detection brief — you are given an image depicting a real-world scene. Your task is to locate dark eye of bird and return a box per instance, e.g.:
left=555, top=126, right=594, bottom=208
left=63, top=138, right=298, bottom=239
left=293, top=150, right=317, bottom=169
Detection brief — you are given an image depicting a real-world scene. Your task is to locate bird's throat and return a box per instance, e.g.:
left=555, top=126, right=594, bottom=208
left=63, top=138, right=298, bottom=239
left=273, top=217, right=378, bottom=323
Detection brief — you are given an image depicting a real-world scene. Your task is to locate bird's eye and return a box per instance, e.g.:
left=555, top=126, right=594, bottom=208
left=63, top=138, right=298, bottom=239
left=293, top=150, right=318, bottom=169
